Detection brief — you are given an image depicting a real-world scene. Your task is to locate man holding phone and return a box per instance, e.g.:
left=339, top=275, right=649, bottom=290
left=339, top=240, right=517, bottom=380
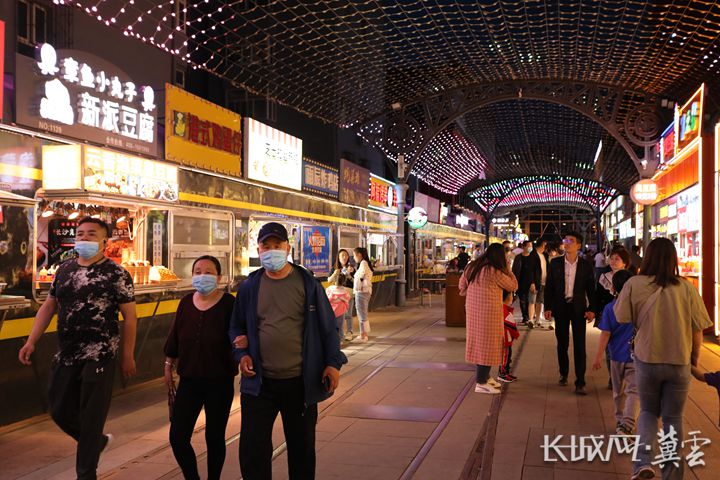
left=229, top=222, right=346, bottom=479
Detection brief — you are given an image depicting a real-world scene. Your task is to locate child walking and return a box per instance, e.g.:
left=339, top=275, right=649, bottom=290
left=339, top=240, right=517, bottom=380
left=498, top=290, right=519, bottom=383
left=592, top=269, right=638, bottom=435
left=326, top=274, right=353, bottom=343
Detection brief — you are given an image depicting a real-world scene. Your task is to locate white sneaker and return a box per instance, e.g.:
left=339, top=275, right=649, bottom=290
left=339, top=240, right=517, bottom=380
left=487, top=378, right=502, bottom=388
left=474, top=383, right=500, bottom=394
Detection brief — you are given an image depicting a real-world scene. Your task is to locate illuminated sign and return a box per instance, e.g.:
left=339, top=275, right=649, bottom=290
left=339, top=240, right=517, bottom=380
left=16, top=43, right=157, bottom=156
left=0, top=21, right=4, bottom=120
left=368, top=174, right=397, bottom=214
left=301, top=226, right=331, bottom=274
left=244, top=118, right=302, bottom=190
left=302, top=157, right=339, bottom=199
left=676, top=85, right=704, bottom=152
left=659, top=123, right=675, bottom=164
left=166, top=84, right=241, bottom=175
left=629, top=179, right=659, bottom=205
left=42, top=144, right=178, bottom=202
left=456, top=213, right=469, bottom=228
left=407, top=207, right=428, bottom=229
left=339, top=159, right=369, bottom=208
left=414, top=191, right=440, bottom=223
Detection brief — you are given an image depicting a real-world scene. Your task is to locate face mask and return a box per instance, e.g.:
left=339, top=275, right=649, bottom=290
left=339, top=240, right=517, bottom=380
left=192, top=274, right=218, bottom=295
left=260, top=250, right=288, bottom=272
left=74, top=240, right=100, bottom=259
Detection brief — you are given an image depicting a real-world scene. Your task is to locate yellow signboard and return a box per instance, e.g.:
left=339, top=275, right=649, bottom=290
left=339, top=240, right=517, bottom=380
left=164, top=83, right=242, bottom=175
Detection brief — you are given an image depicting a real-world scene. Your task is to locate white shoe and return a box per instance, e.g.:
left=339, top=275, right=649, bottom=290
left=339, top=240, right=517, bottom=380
left=487, top=378, right=502, bottom=388
left=344, top=332, right=354, bottom=341
left=474, top=383, right=501, bottom=394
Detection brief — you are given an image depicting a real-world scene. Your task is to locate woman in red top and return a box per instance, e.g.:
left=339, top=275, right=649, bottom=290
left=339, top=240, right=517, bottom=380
left=164, top=255, right=238, bottom=480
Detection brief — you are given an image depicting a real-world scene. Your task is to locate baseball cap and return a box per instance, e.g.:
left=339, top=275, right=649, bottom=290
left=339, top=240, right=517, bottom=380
left=258, top=222, right=289, bottom=243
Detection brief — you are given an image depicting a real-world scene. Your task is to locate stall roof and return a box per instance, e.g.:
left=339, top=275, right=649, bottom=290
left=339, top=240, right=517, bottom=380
left=0, top=190, right=35, bottom=207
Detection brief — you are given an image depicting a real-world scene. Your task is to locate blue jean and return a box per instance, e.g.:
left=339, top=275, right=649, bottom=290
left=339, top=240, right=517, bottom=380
left=343, top=296, right=354, bottom=334
left=335, top=316, right=344, bottom=342
left=633, top=359, right=690, bottom=480
left=355, top=292, right=371, bottom=335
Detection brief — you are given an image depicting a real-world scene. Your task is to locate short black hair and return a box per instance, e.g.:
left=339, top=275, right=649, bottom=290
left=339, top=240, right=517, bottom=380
left=192, top=255, right=222, bottom=275
left=632, top=245, right=641, bottom=252
left=460, top=246, right=466, bottom=251
left=563, top=231, right=583, bottom=245
left=77, top=217, right=111, bottom=237
left=522, top=240, right=532, bottom=247
left=502, top=240, right=511, bottom=245
left=335, top=273, right=347, bottom=286
left=535, top=238, right=547, bottom=249
left=612, top=269, right=633, bottom=294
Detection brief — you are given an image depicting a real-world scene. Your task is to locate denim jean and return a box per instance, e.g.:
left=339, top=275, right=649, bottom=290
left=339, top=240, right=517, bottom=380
left=343, top=296, right=354, bottom=334
left=633, top=359, right=690, bottom=480
left=610, top=361, right=639, bottom=431
left=355, top=292, right=371, bottom=335
left=475, top=365, right=491, bottom=384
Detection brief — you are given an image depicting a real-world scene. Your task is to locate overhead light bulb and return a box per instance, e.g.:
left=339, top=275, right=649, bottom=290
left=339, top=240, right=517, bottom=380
left=117, top=215, right=126, bottom=222
left=68, top=211, right=80, bottom=220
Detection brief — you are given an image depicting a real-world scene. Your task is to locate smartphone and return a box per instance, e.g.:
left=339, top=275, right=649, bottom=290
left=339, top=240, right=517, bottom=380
left=322, top=375, right=332, bottom=392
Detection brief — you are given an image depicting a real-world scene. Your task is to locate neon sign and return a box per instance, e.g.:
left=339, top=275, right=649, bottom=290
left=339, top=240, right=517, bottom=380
left=676, top=85, right=704, bottom=152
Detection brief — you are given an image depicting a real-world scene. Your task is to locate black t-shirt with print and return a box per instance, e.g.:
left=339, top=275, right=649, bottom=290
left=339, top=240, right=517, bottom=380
left=49, top=258, right=135, bottom=365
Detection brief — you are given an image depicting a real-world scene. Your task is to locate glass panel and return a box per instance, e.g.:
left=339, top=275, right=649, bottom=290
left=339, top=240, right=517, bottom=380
left=18, top=2, right=29, bottom=40
left=211, top=218, right=230, bottom=246
left=174, top=255, right=229, bottom=280
left=173, top=215, right=211, bottom=245
left=33, top=6, right=46, bottom=44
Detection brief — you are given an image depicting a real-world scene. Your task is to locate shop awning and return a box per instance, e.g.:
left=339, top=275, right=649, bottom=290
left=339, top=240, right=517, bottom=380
left=0, top=190, right=35, bottom=208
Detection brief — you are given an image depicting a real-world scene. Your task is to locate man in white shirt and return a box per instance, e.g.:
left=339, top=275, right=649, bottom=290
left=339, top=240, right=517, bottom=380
left=543, top=232, right=596, bottom=395
left=528, top=239, right=549, bottom=329
left=594, top=248, right=608, bottom=281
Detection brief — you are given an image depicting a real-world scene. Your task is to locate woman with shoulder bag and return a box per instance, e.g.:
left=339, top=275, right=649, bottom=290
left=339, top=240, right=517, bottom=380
left=328, top=249, right=356, bottom=340
left=352, top=247, right=374, bottom=343
left=613, top=238, right=712, bottom=480
left=164, top=255, right=239, bottom=480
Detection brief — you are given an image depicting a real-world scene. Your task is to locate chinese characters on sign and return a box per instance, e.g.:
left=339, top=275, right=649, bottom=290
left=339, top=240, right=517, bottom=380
left=173, top=112, right=241, bottom=155
left=368, top=174, right=398, bottom=214
left=629, top=179, right=658, bottom=205
left=16, top=43, right=157, bottom=156
left=659, top=123, right=675, bottom=165
left=676, top=85, right=704, bottom=152
left=302, top=226, right=331, bottom=275
left=244, top=118, right=303, bottom=190
left=302, top=157, right=339, bottom=199
left=339, top=159, right=370, bottom=208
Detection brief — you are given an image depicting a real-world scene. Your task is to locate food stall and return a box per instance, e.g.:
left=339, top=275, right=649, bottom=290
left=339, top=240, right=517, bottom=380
left=34, top=144, right=235, bottom=299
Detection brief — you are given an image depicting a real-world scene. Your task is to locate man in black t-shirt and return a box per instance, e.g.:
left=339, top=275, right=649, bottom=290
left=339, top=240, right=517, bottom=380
left=19, top=217, right=137, bottom=480
left=456, top=246, right=470, bottom=271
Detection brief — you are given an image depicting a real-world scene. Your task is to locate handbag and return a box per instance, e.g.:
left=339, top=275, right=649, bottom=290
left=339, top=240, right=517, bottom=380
left=630, top=285, right=663, bottom=357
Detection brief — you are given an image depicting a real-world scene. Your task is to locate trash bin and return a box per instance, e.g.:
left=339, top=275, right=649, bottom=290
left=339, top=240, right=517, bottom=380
left=445, top=272, right=466, bottom=327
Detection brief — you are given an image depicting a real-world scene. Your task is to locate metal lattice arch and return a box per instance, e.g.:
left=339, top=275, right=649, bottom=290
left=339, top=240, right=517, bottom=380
left=469, top=175, right=620, bottom=221
left=357, top=80, right=665, bottom=184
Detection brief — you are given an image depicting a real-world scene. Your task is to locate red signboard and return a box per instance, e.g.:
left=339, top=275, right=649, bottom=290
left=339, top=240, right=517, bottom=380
left=179, top=112, right=242, bottom=155
left=0, top=21, right=4, bottom=120
left=660, top=124, right=675, bottom=164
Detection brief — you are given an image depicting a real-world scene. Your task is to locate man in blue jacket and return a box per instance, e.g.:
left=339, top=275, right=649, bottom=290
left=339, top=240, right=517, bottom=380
left=229, top=222, right=346, bottom=479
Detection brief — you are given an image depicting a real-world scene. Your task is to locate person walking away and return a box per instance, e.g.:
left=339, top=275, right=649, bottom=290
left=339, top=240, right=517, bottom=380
left=460, top=243, right=518, bottom=395
left=543, top=231, right=596, bottom=395
left=229, top=222, right=346, bottom=480
left=512, top=240, right=539, bottom=325
left=472, top=243, right=484, bottom=261
left=528, top=239, right=548, bottom=329
left=352, top=247, right=374, bottom=343
left=592, top=269, right=638, bottom=436
left=325, top=274, right=353, bottom=343
left=594, top=248, right=608, bottom=281
left=164, top=255, right=237, bottom=480
left=614, top=238, right=712, bottom=480
left=498, top=290, right=520, bottom=383
left=594, top=247, right=631, bottom=389
left=328, top=249, right=355, bottom=341
left=456, top=245, right=470, bottom=271
left=629, top=244, right=643, bottom=274
left=18, top=217, right=137, bottom=480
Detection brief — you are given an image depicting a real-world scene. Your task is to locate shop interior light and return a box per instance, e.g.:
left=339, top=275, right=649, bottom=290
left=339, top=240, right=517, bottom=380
left=67, top=204, right=81, bottom=220
left=40, top=201, right=55, bottom=218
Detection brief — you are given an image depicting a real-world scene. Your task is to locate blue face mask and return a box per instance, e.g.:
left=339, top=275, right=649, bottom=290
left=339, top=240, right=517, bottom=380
left=192, top=274, right=218, bottom=295
left=74, top=240, right=101, bottom=259
left=260, top=249, right=288, bottom=272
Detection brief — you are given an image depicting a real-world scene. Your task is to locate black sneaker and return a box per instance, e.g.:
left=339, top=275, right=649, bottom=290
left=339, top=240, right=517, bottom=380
left=575, top=385, right=587, bottom=395
left=559, top=376, right=568, bottom=386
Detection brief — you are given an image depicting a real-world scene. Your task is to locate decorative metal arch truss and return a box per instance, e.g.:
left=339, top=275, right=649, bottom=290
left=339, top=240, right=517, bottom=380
left=469, top=176, right=619, bottom=220
left=357, top=80, right=667, bottom=186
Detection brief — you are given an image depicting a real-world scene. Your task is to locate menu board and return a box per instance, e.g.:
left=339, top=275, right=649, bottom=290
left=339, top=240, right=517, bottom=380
left=48, top=219, right=78, bottom=265
left=339, top=158, right=369, bottom=208
left=83, top=146, right=179, bottom=202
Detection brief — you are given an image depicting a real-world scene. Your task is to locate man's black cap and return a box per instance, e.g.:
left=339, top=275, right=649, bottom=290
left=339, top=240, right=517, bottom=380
left=258, top=222, right=289, bottom=243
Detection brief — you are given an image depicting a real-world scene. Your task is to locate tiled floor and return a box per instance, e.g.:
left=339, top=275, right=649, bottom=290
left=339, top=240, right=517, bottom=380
left=2, top=298, right=720, bottom=480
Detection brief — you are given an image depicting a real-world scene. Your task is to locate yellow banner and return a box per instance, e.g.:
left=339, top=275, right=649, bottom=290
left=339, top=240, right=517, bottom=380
left=165, top=83, right=242, bottom=175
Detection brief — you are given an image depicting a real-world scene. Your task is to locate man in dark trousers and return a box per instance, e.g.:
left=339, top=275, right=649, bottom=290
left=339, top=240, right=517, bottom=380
left=230, top=222, right=347, bottom=479
left=512, top=240, right=540, bottom=325
left=456, top=245, right=470, bottom=271
left=543, top=231, right=596, bottom=395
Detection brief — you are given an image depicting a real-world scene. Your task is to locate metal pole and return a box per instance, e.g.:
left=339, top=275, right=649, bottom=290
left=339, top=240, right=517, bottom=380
left=395, top=182, right=408, bottom=307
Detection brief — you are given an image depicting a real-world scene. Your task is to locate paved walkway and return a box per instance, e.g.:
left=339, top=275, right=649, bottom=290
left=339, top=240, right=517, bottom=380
left=1, top=298, right=719, bottom=480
